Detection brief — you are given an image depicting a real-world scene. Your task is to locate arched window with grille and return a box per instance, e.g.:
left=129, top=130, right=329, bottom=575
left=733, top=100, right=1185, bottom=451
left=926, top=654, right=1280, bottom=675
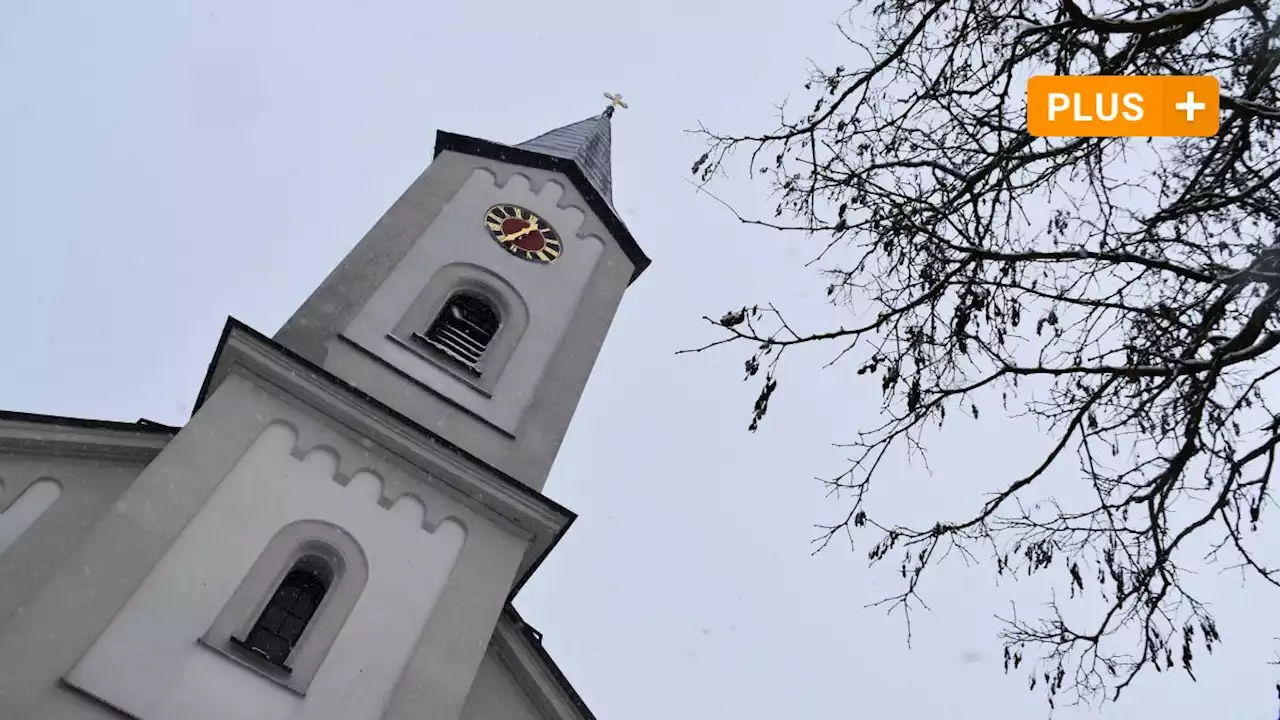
left=415, top=291, right=501, bottom=373
left=204, top=521, right=366, bottom=693
left=232, top=554, right=332, bottom=669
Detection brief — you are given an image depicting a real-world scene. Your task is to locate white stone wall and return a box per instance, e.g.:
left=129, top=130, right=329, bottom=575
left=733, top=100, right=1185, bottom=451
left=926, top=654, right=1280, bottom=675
left=343, top=164, right=607, bottom=435
left=66, top=421, right=466, bottom=720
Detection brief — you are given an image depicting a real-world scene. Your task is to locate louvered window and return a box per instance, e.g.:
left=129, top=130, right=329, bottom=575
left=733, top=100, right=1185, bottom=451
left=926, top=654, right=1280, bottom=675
left=416, top=292, right=500, bottom=373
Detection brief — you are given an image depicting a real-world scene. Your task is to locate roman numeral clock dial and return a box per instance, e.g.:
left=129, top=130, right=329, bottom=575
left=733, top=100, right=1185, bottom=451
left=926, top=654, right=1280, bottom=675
left=484, top=204, right=563, bottom=264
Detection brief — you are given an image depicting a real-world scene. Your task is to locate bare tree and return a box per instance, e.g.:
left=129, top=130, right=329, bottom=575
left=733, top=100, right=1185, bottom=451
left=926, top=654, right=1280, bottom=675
left=686, top=0, right=1280, bottom=708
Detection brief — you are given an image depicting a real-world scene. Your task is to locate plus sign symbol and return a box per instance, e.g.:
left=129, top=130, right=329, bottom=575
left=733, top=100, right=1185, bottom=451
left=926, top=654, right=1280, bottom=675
left=1175, top=90, right=1206, bottom=122
left=1164, top=78, right=1219, bottom=136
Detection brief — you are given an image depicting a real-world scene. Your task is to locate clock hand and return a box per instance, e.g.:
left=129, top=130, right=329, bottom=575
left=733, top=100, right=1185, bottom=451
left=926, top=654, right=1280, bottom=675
left=500, top=224, right=540, bottom=243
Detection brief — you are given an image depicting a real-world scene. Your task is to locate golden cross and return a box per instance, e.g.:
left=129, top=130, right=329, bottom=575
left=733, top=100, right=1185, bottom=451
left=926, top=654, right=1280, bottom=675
left=604, top=92, right=629, bottom=110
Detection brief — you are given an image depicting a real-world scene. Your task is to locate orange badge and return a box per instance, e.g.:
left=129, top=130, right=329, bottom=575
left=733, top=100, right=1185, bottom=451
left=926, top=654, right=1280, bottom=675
left=1027, top=75, right=1220, bottom=138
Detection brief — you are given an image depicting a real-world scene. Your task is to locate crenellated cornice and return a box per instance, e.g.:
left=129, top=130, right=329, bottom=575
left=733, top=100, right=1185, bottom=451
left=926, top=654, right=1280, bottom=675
left=195, top=318, right=575, bottom=597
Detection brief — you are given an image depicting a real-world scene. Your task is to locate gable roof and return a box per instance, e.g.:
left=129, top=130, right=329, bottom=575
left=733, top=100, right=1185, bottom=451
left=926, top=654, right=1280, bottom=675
left=0, top=410, right=180, bottom=435
left=0, top=410, right=177, bottom=462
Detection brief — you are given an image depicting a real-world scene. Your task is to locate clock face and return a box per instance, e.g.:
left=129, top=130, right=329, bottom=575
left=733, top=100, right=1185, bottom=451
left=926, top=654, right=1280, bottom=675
left=484, top=204, right=562, bottom=264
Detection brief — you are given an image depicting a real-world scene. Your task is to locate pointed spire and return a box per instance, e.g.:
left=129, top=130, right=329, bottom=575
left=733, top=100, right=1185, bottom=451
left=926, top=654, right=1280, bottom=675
left=428, top=97, right=649, bottom=281
left=515, top=110, right=614, bottom=203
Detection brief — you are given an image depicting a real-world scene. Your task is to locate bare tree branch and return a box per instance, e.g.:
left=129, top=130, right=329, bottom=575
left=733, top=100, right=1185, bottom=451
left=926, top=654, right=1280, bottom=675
left=689, top=0, right=1280, bottom=707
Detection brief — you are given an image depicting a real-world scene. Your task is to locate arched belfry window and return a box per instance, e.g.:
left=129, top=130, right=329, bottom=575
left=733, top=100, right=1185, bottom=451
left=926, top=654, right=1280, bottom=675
left=390, top=265, right=529, bottom=392
left=416, top=291, right=500, bottom=372
left=233, top=554, right=332, bottom=669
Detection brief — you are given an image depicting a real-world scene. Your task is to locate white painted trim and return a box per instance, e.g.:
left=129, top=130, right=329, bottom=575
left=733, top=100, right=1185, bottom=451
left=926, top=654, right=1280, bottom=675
left=202, top=325, right=572, bottom=589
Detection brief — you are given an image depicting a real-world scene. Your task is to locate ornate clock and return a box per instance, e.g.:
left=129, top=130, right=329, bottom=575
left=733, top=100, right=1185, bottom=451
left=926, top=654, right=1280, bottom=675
left=484, top=204, right=563, bottom=264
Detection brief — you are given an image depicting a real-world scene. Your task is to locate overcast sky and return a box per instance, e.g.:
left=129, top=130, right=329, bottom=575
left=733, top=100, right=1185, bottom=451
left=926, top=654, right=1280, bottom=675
left=1, top=1, right=1276, bottom=718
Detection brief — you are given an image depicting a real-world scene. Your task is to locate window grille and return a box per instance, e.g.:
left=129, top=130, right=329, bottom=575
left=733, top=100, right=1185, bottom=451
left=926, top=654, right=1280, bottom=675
left=417, top=292, right=500, bottom=372
left=236, top=557, right=330, bottom=668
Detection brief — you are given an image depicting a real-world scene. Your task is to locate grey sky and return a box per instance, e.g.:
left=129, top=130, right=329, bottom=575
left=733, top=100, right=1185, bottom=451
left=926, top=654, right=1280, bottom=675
left=1, top=1, right=1276, bottom=717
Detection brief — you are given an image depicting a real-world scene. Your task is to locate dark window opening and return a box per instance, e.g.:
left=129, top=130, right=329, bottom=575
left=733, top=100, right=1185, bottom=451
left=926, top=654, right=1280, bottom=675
left=235, top=555, right=331, bottom=669
left=415, top=292, right=500, bottom=373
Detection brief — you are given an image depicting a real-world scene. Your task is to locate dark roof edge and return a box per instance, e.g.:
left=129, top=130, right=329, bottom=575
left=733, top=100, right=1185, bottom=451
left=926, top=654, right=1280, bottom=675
left=504, top=605, right=599, bottom=720
left=191, top=318, right=559, bottom=505
left=508, top=509, right=574, bottom=600
left=434, top=131, right=651, bottom=283
left=192, top=317, right=577, bottom=594
left=0, top=410, right=181, bottom=435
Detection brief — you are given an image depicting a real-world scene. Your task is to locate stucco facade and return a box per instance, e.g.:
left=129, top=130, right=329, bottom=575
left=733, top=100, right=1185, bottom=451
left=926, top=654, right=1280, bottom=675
left=279, top=136, right=640, bottom=493
left=0, top=108, right=645, bottom=720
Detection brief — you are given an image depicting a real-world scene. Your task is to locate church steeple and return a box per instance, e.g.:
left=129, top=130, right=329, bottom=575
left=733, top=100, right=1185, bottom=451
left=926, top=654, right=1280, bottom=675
left=272, top=104, right=649, bottom=492
left=515, top=111, right=614, bottom=203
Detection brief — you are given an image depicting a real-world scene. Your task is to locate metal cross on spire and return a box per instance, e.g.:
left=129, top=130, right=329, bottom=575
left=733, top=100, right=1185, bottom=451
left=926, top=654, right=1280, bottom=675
left=603, top=92, right=628, bottom=117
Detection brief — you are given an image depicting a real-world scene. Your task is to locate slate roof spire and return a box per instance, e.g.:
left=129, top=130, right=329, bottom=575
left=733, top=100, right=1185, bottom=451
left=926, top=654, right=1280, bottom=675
left=428, top=95, right=650, bottom=279
left=515, top=109, right=615, bottom=204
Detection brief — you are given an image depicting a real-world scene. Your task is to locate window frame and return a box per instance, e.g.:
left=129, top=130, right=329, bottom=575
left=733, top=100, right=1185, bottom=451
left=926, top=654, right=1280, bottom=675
left=231, top=555, right=332, bottom=669
left=200, top=520, right=368, bottom=695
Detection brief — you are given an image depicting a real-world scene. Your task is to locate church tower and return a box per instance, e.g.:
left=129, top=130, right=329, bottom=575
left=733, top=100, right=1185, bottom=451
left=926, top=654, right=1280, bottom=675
left=275, top=100, right=647, bottom=492
left=0, top=99, right=647, bottom=720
